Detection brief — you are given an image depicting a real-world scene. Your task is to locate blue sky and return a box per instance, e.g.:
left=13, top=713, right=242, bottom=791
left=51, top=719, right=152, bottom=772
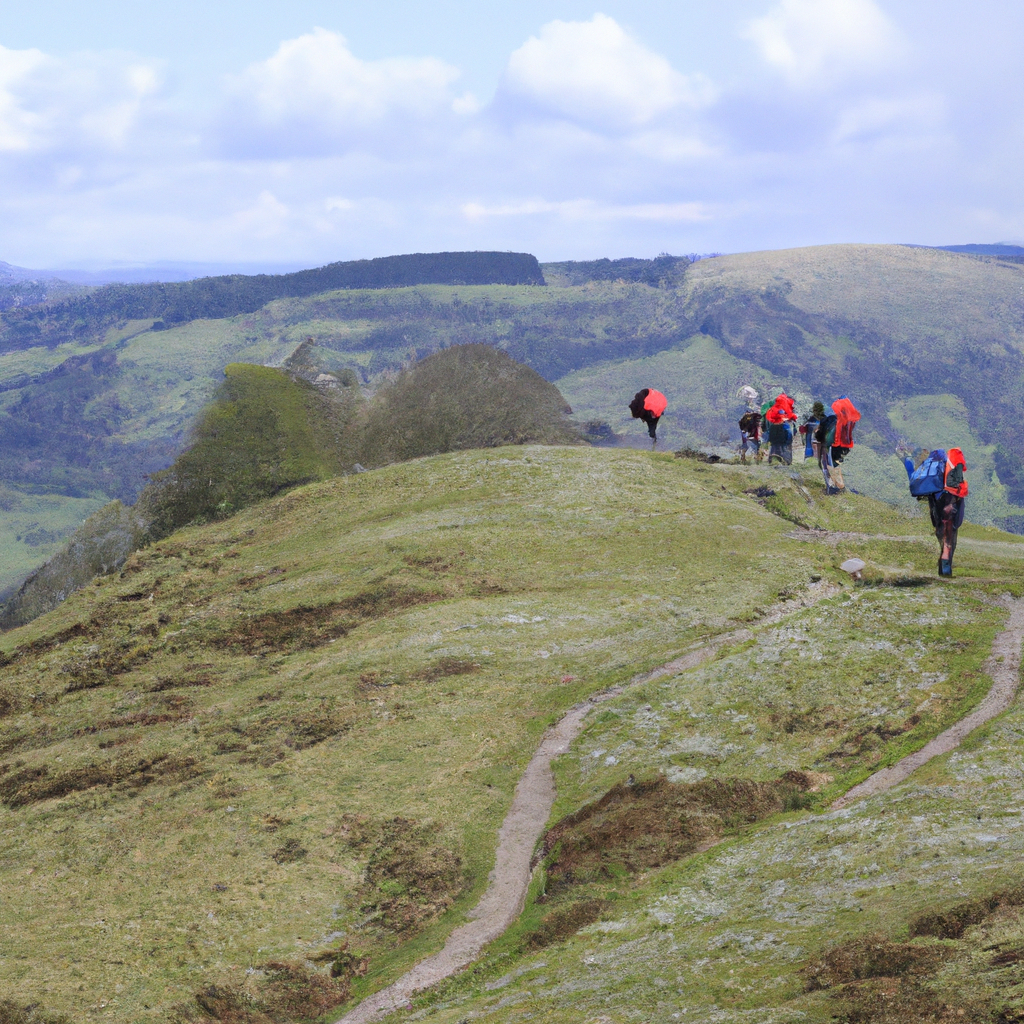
left=0, top=0, right=1021, bottom=268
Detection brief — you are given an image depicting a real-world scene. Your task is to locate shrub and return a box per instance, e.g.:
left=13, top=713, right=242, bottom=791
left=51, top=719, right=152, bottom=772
left=355, top=344, right=583, bottom=468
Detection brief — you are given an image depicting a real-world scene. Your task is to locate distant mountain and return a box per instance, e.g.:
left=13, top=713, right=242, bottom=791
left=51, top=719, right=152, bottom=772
left=0, top=250, right=545, bottom=352
left=936, top=243, right=1024, bottom=256
left=0, top=260, right=56, bottom=283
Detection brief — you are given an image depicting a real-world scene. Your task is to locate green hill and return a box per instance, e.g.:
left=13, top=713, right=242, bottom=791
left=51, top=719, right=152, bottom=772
left=0, top=346, right=581, bottom=626
left=5, top=242, right=1024, bottom=598
left=2, top=445, right=1024, bottom=1022
left=0, top=251, right=545, bottom=352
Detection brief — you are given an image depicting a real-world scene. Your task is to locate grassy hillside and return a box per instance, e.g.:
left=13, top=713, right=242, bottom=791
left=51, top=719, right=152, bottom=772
left=6, top=242, right=1024, bottom=600
left=0, top=252, right=544, bottom=352
left=2, top=446, right=1024, bottom=1022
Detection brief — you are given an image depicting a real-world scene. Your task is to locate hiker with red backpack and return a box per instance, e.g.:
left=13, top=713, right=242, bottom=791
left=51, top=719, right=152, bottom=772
left=903, top=447, right=968, bottom=576
left=629, top=388, right=668, bottom=445
left=765, top=393, right=798, bottom=465
left=815, top=396, right=861, bottom=494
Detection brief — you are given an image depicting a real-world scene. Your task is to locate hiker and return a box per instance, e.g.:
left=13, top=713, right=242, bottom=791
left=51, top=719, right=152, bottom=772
left=799, top=402, right=825, bottom=461
left=629, top=388, right=668, bottom=444
left=903, top=446, right=968, bottom=576
left=738, top=409, right=763, bottom=464
left=765, top=393, right=797, bottom=465
left=815, top=396, right=860, bottom=494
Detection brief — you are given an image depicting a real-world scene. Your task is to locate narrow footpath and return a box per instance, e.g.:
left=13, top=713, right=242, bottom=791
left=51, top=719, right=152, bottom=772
left=334, top=581, right=837, bottom=1024
left=337, top=589, right=1024, bottom=1022
left=833, top=595, right=1024, bottom=808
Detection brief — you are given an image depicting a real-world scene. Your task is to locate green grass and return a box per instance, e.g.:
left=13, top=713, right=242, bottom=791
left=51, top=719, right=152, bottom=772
left=0, top=490, right=108, bottom=598
left=3, top=446, right=1024, bottom=1022
left=0, top=446, right=812, bottom=1020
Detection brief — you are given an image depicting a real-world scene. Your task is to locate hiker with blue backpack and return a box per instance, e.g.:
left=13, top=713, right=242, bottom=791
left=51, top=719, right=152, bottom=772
left=903, top=447, right=968, bottom=576
left=799, top=402, right=825, bottom=461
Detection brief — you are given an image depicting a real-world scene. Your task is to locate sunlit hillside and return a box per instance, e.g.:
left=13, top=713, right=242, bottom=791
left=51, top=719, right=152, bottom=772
left=3, top=445, right=1024, bottom=1022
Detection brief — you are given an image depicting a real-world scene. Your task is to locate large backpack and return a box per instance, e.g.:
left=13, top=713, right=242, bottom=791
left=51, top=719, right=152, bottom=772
left=909, top=449, right=948, bottom=497
left=738, top=411, right=759, bottom=434
left=815, top=414, right=837, bottom=447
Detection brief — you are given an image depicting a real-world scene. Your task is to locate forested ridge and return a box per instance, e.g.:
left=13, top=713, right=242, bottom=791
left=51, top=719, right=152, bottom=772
left=0, top=250, right=545, bottom=352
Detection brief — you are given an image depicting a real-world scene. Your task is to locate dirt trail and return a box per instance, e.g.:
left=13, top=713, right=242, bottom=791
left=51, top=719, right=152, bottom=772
left=334, top=581, right=838, bottom=1024
left=833, top=596, right=1024, bottom=809
left=786, top=528, right=1024, bottom=559
left=334, top=585, right=1024, bottom=1021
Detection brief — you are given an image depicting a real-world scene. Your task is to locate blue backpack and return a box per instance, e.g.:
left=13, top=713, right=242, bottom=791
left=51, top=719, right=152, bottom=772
left=909, top=449, right=947, bottom=497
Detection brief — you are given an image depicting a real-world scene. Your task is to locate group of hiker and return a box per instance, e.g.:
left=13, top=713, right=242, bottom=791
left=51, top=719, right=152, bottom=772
left=736, top=391, right=861, bottom=496
left=628, top=385, right=969, bottom=577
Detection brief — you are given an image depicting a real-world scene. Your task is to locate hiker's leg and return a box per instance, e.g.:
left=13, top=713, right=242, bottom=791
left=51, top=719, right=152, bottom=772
left=941, top=519, right=954, bottom=560
left=830, top=453, right=844, bottom=490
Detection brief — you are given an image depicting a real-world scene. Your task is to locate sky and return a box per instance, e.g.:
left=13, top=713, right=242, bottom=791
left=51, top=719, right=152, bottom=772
left=0, top=0, right=1022, bottom=269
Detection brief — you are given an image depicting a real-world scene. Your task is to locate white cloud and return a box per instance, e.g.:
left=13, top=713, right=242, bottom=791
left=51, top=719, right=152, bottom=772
left=831, top=92, right=945, bottom=146
left=218, top=27, right=460, bottom=156
left=745, top=0, right=903, bottom=86
left=232, top=189, right=290, bottom=238
left=462, top=198, right=710, bottom=223
left=0, top=43, right=161, bottom=153
left=499, top=14, right=713, bottom=131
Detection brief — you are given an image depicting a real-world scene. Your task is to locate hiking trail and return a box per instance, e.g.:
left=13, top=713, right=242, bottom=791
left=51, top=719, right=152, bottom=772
left=832, top=595, right=1024, bottom=808
left=333, top=581, right=838, bottom=1024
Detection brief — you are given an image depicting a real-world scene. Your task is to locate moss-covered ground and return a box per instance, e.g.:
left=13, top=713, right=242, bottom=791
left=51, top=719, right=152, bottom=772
left=1, top=446, right=1023, bottom=1022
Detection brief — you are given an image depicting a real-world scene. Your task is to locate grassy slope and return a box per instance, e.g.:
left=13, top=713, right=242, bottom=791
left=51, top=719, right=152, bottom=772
left=5, top=243, right=1024, bottom=592
left=688, top=243, right=1024, bottom=350
left=0, top=446, right=809, bottom=1020
left=374, top=465, right=1024, bottom=1024
left=2, top=447, right=1024, bottom=1021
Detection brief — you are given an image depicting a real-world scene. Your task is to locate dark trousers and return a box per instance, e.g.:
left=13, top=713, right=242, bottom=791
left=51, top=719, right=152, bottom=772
left=929, top=493, right=965, bottom=558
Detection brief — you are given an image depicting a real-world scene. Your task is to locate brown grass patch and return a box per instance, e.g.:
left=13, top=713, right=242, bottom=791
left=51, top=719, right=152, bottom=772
left=74, top=694, right=195, bottom=734
left=0, top=688, right=18, bottom=718
left=525, top=899, right=607, bottom=949
left=910, top=885, right=1024, bottom=941
left=207, top=585, right=443, bottom=655
left=60, top=638, right=155, bottom=693
left=218, top=703, right=354, bottom=763
left=824, top=713, right=923, bottom=765
left=409, top=657, right=480, bottom=683
left=173, top=961, right=350, bottom=1023
left=541, top=775, right=810, bottom=895
left=0, top=1000, right=73, bottom=1024
left=271, top=839, right=307, bottom=865
left=826, top=976, right=994, bottom=1023
left=803, top=934, right=948, bottom=990
left=803, top=935, right=993, bottom=1023
left=358, top=817, right=466, bottom=935
left=150, top=665, right=214, bottom=691
left=0, top=752, right=202, bottom=808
